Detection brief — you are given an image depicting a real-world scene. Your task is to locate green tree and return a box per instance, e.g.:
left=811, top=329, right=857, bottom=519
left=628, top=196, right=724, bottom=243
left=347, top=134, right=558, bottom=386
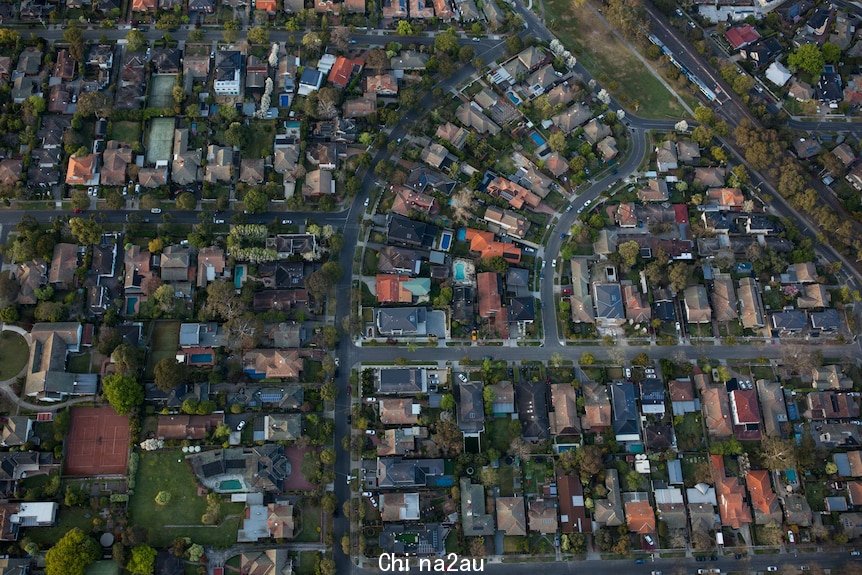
left=248, top=26, right=269, bottom=45
left=822, top=42, right=840, bottom=64
left=71, top=190, right=90, bottom=210
left=154, top=357, right=186, bottom=392
left=63, top=23, right=85, bottom=62
left=395, top=20, right=414, bottom=36
left=434, top=27, right=459, bottom=54
left=126, top=29, right=147, bottom=52
left=126, top=545, right=157, bottom=575
left=243, top=188, right=269, bottom=214
left=548, top=131, right=567, bottom=153
left=154, top=491, right=171, bottom=506
left=112, top=343, right=143, bottom=374
left=579, top=352, right=595, bottom=366
left=224, top=122, right=246, bottom=147
left=440, top=393, right=455, bottom=411
left=69, top=217, right=102, bottom=245
left=788, top=43, right=824, bottom=76
left=35, top=301, right=65, bottom=322
left=617, top=240, right=640, bottom=269
left=102, top=374, right=144, bottom=415
left=176, top=192, right=196, bottom=210
left=45, top=528, right=99, bottom=575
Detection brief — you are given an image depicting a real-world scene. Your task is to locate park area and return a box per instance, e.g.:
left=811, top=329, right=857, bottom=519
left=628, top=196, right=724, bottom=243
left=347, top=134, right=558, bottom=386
left=0, top=331, right=28, bottom=380
left=129, top=451, right=244, bottom=547
left=145, top=117, right=176, bottom=165
left=543, top=0, right=690, bottom=119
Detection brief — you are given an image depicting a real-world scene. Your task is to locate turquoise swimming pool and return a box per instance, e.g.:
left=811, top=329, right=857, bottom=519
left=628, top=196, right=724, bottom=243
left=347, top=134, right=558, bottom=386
left=219, top=479, right=242, bottom=491
left=529, top=131, right=547, bottom=147
left=234, top=265, right=246, bottom=289
left=126, top=296, right=138, bottom=316
left=454, top=261, right=467, bottom=281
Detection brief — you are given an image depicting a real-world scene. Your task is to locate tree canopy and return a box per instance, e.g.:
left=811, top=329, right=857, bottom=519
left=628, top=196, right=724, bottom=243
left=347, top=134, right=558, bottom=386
left=154, top=357, right=186, bottom=392
left=102, top=373, right=144, bottom=415
left=45, top=528, right=99, bottom=575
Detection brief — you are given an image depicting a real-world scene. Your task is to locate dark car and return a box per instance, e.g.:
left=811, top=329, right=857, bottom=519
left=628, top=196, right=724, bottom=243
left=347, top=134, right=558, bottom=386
left=695, top=556, right=706, bottom=562
left=634, top=559, right=645, bottom=565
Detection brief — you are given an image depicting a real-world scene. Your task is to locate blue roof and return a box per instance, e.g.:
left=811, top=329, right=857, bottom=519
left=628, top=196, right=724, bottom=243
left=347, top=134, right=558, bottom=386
left=668, top=459, right=684, bottom=485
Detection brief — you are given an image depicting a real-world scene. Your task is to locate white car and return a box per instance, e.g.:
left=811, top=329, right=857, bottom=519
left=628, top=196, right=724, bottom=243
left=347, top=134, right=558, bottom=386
left=767, top=568, right=778, bottom=572
left=150, top=207, right=162, bottom=214
left=361, top=491, right=372, bottom=497
left=236, top=420, right=246, bottom=431
left=853, top=551, right=862, bottom=556
left=213, top=218, right=225, bottom=224
left=458, top=373, right=468, bottom=383
left=365, top=429, right=376, bottom=435
left=281, top=219, right=292, bottom=224
left=551, top=259, right=557, bottom=267
left=364, top=197, right=370, bottom=207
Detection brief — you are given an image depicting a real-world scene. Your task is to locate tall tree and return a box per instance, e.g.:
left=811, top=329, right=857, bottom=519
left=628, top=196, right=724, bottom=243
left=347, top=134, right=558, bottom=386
left=154, top=357, right=186, bottom=392
left=45, top=528, right=99, bottom=575
left=126, top=545, right=157, bottom=575
left=102, top=374, right=144, bottom=415
left=69, top=218, right=103, bottom=245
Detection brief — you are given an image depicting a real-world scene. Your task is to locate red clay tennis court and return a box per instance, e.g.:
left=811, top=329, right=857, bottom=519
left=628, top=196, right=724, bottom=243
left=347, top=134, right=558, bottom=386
left=65, top=407, right=131, bottom=476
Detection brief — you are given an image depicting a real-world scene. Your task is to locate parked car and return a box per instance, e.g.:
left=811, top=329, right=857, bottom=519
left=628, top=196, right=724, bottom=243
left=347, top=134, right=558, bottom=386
left=150, top=207, right=162, bottom=214
left=458, top=373, right=468, bottom=383
left=365, top=429, right=376, bottom=435
left=634, top=559, right=644, bottom=565
left=767, top=567, right=778, bottom=572
left=236, top=420, right=246, bottom=432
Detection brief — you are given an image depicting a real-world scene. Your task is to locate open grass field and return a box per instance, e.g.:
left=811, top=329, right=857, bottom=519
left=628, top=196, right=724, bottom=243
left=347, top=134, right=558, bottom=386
left=129, top=451, right=244, bottom=547
left=109, top=121, right=141, bottom=146
left=244, top=120, right=277, bottom=158
left=543, top=0, right=689, bottom=119
left=27, top=505, right=94, bottom=545
left=0, top=331, right=28, bottom=380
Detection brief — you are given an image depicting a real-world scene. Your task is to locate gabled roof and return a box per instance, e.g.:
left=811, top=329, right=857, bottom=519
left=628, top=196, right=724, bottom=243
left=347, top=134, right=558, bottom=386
left=625, top=499, right=656, bottom=534
left=496, top=496, right=527, bottom=536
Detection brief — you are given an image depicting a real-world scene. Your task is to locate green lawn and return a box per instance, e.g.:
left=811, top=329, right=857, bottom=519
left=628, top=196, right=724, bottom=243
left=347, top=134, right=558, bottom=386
left=295, top=552, right=319, bottom=575
left=0, top=331, right=28, bottom=380
left=86, top=561, right=120, bottom=575
left=146, top=321, right=181, bottom=377
left=543, top=0, right=688, bottom=119
left=295, top=504, right=322, bottom=542
left=129, top=451, right=244, bottom=547
left=68, top=352, right=94, bottom=374
left=109, top=121, right=141, bottom=146
left=27, top=506, right=94, bottom=545
left=487, top=418, right=519, bottom=454
left=244, top=120, right=277, bottom=158
left=674, top=412, right=704, bottom=451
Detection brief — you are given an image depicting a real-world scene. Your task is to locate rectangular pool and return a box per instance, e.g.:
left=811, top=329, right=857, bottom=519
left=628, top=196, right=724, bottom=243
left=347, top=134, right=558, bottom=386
left=453, top=261, right=466, bottom=281
left=439, top=231, right=453, bottom=251
left=219, top=479, right=243, bottom=491
left=125, top=296, right=138, bottom=316
left=190, top=353, right=213, bottom=364
left=234, top=265, right=246, bottom=289
left=529, top=131, right=546, bottom=147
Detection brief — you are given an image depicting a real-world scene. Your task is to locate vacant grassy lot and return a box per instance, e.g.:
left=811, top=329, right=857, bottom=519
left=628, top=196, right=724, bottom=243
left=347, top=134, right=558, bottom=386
left=543, top=0, right=687, bottom=119
left=129, top=451, right=244, bottom=547
left=146, top=321, right=180, bottom=377
left=0, top=331, right=28, bottom=380
left=109, top=121, right=141, bottom=146
left=295, top=504, right=322, bottom=542
left=244, top=120, right=277, bottom=158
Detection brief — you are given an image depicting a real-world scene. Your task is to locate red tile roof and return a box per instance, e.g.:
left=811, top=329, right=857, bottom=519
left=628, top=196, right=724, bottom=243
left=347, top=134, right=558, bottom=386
left=730, top=389, right=761, bottom=425
left=328, top=56, right=362, bottom=89
left=745, top=469, right=777, bottom=515
left=466, top=229, right=521, bottom=263
left=624, top=500, right=656, bottom=534
left=724, top=24, right=760, bottom=50
left=477, top=272, right=503, bottom=319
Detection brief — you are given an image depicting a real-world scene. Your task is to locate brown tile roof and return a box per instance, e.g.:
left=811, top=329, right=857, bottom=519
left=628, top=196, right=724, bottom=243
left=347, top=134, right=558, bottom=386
left=557, top=474, right=588, bottom=533
left=376, top=274, right=412, bottom=304
left=49, top=243, right=78, bottom=287
left=496, top=496, right=527, bottom=535
left=65, top=154, right=96, bottom=186
left=0, top=159, right=22, bottom=187
left=711, top=274, right=738, bottom=322
left=466, top=229, right=521, bottom=263
left=344, top=95, right=377, bottom=118
left=550, top=384, right=580, bottom=436
left=366, top=73, right=398, bottom=95
left=528, top=499, right=558, bottom=534
left=157, top=414, right=224, bottom=440
left=707, top=187, right=745, bottom=209
left=701, top=386, right=733, bottom=439
left=476, top=272, right=503, bottom=319
left=711, top=454, right=752, bottom=529
left=379, top=398, right=420, bottom=425
left=848, top=481, right=862, bottom=505
left=486, top=176, right=541, bottom=210
left=582, top=381, right=612, bottom=429
left=242, top=349, right=303, bottom=380
left=745, top=469, right=780, bottom=519
left=622, top=283, right=651, bottom=323
left=625, top=500, right=656, bottom=534
left=267, top=503, right=295, bottom=539
left=668, top=378, right=695, bottom=402
left=391, top=185, right=435, bottom=216
left=806, top=392, right=860, bottom=419
left=101, top=141, right=133, bottom=186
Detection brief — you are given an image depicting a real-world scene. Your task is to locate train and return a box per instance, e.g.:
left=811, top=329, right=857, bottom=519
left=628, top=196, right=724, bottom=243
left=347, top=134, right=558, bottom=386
left=648, top=34, right=717, bottom=102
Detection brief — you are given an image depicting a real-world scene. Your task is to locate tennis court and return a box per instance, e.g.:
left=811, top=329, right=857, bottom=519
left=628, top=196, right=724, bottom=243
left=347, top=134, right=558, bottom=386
left=65, top=407, right=131, bottom=477
left=145, top=117, right=176, bottom=165
left=148, top=74, right=178, bottom=108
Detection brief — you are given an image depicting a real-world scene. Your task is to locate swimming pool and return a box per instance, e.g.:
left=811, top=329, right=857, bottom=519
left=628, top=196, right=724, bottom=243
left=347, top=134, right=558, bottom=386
left=234, top=265, right=246, bottom=289
left=125, top=296, right=138, bottom=316
left=219, top=479, right=243, bottom=491
left=785, top=469, right=798, bottom=483
left=506, top=91, right=522, bottom=105
left=529, top=131, right=547, bottom=147
left=190, top=353, right=213, bottom=364
left=439, top=231, right=453, bottom=251
left=453, top=261, right=467, bottom=281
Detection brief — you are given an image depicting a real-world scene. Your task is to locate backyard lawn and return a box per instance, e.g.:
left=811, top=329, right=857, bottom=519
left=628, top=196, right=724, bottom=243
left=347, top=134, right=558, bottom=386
left=146, top=321, right=181, bottom=377
left=674, top=412, right=704, bottom=451
left=67, top=352, right=94, bottom=374
left=487, top=417, right=520, bottom=454
left=0, top=331, right=28, bottom=380
left=27, top=505, right=94, bottom=545
left=543, top=0, right=690, bottom=119
left=295, top=504, right=322, bottom=542
left=109, top=121, right=141, bottom=146
left=86, top=561, right=120, bottom=575
left=295, top=552, right=319, bottom=575
left=129, top=451, right=244, bottom=547
left=244, top=120, right=277, bottom=158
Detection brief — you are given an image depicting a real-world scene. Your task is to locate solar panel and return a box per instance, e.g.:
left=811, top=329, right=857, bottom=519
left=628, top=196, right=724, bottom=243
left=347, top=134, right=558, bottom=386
left=259, top=392, right=283, bottom=403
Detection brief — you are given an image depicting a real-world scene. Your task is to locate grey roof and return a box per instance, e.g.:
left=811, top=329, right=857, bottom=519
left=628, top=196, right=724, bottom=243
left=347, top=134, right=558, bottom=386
left=377, top=368, right=427, bottom=395
left=460, top=478, right=495, bottom=536
left=771, top=310, right=808, bottom=331
left=457, top=382, right=485, bottom=435
left=376, top=307, right=427, bottom=336
left=377, top=457, right=445, bottom=488
left=811, top=308, right=841, bottom=331
left=593, top=283, right=624, bottom=319
left=610, top=382, right=639, bottom=440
